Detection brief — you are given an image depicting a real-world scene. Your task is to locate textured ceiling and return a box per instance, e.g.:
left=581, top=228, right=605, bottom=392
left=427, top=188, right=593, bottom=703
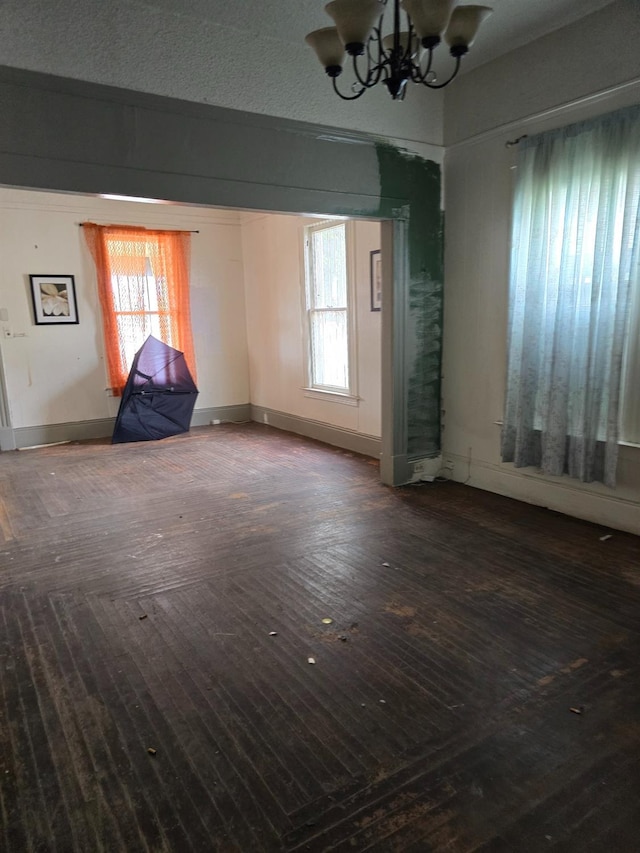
left=0, top=0, right=622, bottom=146
left=137, top=0, right=617, bottom=73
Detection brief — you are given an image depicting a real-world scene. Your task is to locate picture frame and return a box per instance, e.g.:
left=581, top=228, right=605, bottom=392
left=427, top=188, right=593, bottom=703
left=29, top=275, right=79, bottom=325
left=370, top=249, right=382, bottom=312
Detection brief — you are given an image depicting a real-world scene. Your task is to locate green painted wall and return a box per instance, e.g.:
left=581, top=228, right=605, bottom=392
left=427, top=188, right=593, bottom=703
left=376, top=144, right=444, bottom=458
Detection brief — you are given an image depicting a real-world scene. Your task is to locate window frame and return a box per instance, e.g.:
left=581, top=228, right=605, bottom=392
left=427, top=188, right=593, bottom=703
left=302, top=219, right=358, bottom=403
left=109, top=251, right=173, bottom=379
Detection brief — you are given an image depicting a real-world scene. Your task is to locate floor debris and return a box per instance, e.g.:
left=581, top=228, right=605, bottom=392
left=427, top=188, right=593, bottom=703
left=147, top=747, right=157, bottom=756
left=308, top=657, right=316, bottom=665
left=269, top=631, right=278, bottom=636
left=139, top=614, right=148, bottom=620
left=382, top=562, right=390, bottom=567
left=338, top=635, right=348, bottom=642
left=321, top=618, right=333, bottom=624
left=569, top=706, right=584, bottom=715
left=599, top=534, right=613, bottom=541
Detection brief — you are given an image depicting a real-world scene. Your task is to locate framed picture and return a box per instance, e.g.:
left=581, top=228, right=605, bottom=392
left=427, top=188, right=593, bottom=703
left=29, top=275, right=79, bottom=325
left=370, top=249, right=382, bottom=312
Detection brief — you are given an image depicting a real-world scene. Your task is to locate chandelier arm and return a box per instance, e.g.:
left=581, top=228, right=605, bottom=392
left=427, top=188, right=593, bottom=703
left=367, top=16, right=392, bottom=84
left=366, top=35, right=376, bottom=66
left=368, top=57, right=386, bottom=88
left=421, top=55, right=462, bottom=89
left=369, top=23, right=385, bottom=64
left=352, top=53, right=372, bottom=87
left=399, top=3, right=418, bottom=64
left=411, top=47, right=434, bottom=83
left=352, top=52, right=384, bottom=89
left=332, top=75, right=366, bottom=101
left=404, top=20, right=416, bottom=63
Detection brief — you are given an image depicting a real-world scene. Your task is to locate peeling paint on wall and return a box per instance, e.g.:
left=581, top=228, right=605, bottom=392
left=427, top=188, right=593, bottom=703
left=375, top=144, right=444, bottom=458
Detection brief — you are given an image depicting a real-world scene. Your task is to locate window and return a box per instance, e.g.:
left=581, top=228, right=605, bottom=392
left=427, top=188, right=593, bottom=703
left=84, top=224, right=196, bottom=395
left=109, top=246, right=172, bottom=373
left=620, top=218, right=640, bottom=445
left=501, top=105, right=640, bottom=487
left=304, top=221, right=353, bottom=396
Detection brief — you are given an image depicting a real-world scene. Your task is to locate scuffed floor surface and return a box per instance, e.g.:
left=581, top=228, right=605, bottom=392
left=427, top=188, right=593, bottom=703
left=0, top=424, right=639, bottom=851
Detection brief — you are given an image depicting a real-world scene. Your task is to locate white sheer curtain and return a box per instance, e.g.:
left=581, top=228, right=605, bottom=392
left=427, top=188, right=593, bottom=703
left=501, top=106, right=640, bottom=488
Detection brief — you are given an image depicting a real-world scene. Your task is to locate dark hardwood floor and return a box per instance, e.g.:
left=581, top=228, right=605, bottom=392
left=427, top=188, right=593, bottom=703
left=0, top=423, right=639, bottom=852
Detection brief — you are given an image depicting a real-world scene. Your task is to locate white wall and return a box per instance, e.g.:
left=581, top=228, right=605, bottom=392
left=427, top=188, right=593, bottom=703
left=442, top=5, right=640, bottom=534
left=0, top=189, right=250, bottom=429
left=444, top=0, right=640, bottom=145
left=0, top=189, right=381, bottom=446
left=0, top=0, right=444, bottom=149
left=241, top=213, right=382, bottom=438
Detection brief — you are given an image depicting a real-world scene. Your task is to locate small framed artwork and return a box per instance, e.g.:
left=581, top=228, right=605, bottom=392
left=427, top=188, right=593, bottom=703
left=370, top=249, right=382, bottom=312
left=29, top=275, right=79, bottom=325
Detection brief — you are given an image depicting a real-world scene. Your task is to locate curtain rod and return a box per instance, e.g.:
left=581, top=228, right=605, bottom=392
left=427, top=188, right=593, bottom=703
left=78, top=223, right=199, bottom=233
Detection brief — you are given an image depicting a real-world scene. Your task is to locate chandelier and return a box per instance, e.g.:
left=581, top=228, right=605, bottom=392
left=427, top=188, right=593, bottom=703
left=305, top=0, right=491, bottom=101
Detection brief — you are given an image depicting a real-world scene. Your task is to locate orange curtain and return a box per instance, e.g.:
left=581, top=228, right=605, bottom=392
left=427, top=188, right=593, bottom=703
left=83, top=223, right=197, bottom=395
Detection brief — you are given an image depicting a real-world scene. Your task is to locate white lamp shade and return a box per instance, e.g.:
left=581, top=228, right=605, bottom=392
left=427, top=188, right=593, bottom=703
left=325, top=0, right=382, bottom=47
left=400, top=0, right=455, bottom=40
left=382, top=30, right=419, bottom=57
left=305, top=27, right=346, bottom=68
left=444, top=5, right=492, bottom=49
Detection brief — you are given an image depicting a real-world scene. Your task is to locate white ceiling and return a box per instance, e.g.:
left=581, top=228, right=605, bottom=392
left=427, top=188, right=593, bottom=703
left=141, top=0, right=617, bottom=74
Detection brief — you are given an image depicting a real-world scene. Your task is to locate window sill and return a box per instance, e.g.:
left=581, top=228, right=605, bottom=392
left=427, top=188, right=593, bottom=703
left=303, top=387, right=359, bottom=407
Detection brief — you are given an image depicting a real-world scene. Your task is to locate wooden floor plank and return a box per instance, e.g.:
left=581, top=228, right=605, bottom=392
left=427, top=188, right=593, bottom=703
left=0, top=424, right=638, bottom=851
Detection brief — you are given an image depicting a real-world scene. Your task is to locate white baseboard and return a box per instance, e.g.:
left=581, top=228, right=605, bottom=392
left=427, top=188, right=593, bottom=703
left=190, top=405, right=251, bottom=427
left=8, top=405, right=252, bottom=449
left=251, top=405, right=381, bottom=459
left=444, top=452, right=639, bottom=535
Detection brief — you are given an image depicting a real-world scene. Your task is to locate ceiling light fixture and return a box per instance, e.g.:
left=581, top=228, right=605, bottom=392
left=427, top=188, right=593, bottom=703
left=305, top=0, right=491, bottom=101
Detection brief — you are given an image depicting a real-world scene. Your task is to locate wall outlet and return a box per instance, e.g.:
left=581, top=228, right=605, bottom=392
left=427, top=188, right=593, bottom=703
left=413, top=460, right=426, bottom=475
left=444, top=459, right=455, bottom=471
